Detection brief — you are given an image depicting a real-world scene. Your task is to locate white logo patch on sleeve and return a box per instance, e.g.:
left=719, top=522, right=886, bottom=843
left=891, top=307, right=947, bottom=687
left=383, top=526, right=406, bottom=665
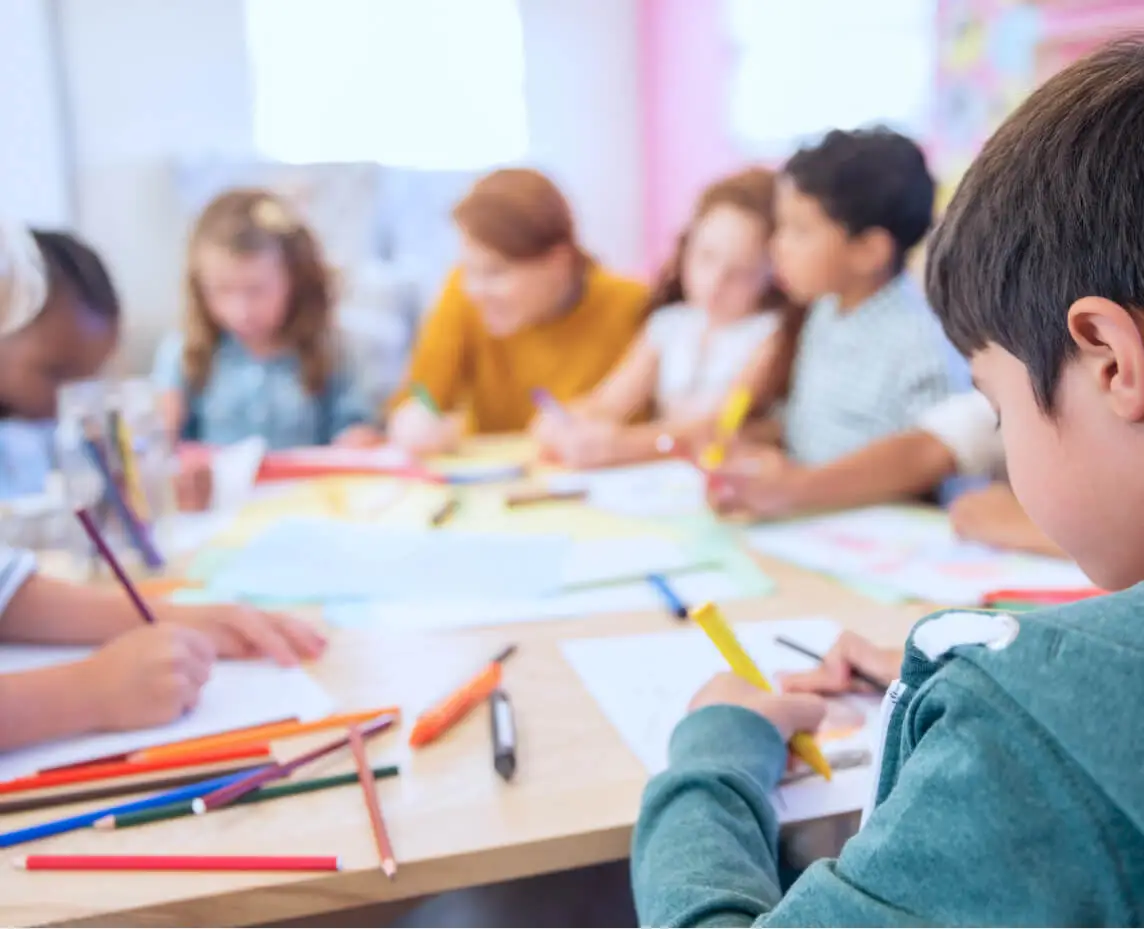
left=913, top=611, right=1020, bottom=662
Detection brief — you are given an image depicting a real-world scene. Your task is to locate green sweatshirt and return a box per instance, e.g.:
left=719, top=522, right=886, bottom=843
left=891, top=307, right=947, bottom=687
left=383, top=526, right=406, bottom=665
left=632, top=588, right=1144, bottom=926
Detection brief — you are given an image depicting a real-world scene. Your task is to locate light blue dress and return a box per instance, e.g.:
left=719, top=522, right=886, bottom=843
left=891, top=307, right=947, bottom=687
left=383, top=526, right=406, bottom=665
left=0, top=420, right=55, bottom=499
left=151, top=333, right=373, bottom=450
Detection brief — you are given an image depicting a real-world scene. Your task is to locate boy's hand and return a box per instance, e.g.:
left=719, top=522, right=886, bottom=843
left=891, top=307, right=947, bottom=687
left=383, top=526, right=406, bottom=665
left=154, top=603, right=327, bottom=666
left=780, top=631, right=901, bottom=694
left=388, top=400, right=462, bottom=456
left=688, top=672, right=827, bottom=741
left=707, top=447, right=806, bottom=518
left=81, top=625, right=215, bottom=731
left=333, top=425, right=382, bottom=448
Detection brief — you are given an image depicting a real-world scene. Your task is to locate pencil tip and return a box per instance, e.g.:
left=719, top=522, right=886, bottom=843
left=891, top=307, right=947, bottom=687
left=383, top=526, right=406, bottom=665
left=191, top=798, right=206, bottom=815
left=93, top=815, right=114, bottom=830
left=11, top=857, right=26, bottom=870
left=382, top=858, right=397, bottom=878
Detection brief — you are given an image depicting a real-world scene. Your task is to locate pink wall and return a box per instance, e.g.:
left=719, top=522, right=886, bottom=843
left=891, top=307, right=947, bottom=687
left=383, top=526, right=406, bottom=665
left=637, top=0, right=738, bottom=276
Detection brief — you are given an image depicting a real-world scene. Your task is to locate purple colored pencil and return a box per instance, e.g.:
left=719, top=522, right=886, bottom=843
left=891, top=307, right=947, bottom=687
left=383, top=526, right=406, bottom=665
left=75, top=508, right=159, bottom=624
left=191, top=712, right=398, bottom=814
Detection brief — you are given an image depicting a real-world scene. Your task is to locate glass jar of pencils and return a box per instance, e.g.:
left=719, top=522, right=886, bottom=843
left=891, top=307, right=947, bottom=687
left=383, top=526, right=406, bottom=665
left=55, top=378, right=174, bottom=579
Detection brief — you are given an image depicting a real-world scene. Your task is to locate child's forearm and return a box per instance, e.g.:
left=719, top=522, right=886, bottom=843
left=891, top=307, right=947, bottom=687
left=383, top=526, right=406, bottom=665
left=786, top=432, right=957, bottom=515
left=0, top=662, right=102, bottom=751
left=1, top=575, right=141, bottom=645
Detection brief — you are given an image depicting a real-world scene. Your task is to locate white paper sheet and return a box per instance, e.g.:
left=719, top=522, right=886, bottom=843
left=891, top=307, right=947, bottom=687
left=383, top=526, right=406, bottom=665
left=746, top=506, right=1091, bottom=604
left=560, top=617, right=881, bottom=824
left=550, top=461, right=708, bottom=518
left=0, top=647, right=335, bottom=781
left=324, top=568, right=754, bottom=630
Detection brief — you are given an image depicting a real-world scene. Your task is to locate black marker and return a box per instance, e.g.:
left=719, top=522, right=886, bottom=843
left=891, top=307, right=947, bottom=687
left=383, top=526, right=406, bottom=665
left=489, top=689, right=516, bottom=782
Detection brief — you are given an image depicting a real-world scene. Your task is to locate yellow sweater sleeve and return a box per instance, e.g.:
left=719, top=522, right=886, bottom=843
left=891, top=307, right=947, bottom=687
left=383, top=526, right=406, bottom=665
left=391, top=268, right=469, bottom=414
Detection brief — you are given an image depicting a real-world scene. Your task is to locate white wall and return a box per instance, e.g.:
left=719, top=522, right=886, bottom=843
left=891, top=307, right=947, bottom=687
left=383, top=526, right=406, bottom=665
left=0, top=0, right=71, bottom=226
left=57, top=0, right=255, bottom=369
left=57, top=0, right=645, bottom=371
left=520, top=0, right=645, bottom=276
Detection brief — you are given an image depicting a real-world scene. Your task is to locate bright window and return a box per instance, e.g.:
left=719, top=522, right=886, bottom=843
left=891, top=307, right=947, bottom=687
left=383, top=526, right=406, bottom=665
left=245, top=0, right=529, bottom=169
left=725, top=0, right=936, bottom=158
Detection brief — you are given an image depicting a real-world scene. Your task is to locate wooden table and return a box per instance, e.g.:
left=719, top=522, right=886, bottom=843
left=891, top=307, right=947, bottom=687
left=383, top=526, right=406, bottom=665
left=0, top=468, right=933, bottom=926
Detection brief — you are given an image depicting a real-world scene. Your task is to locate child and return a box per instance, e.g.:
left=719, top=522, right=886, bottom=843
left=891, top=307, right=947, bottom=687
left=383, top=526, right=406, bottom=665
left=763, top=127, right=953, bottom=468
left=153, top=190, right=378, bottom=451
left=631, top=40, right=1144, bottom=925
left=387, top=169, right=647, bottom=454
left=0, top=227, right=120, bottom=498
left=534, top=168, right=803, bottom=469
left=712, top=389, right=1064, bottom=555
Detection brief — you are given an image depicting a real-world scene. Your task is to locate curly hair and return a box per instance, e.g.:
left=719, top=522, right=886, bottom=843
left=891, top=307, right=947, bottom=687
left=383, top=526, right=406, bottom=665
left=182, top=188, right=334, bottom=396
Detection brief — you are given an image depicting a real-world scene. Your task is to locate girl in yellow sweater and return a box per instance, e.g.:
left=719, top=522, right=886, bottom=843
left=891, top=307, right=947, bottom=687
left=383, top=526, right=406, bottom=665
left=387, top=169, right=647, bottom=453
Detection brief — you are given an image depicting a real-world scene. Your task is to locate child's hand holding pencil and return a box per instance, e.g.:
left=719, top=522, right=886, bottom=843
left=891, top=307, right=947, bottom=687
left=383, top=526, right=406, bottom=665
left=688, top=672, right=827, bottom=753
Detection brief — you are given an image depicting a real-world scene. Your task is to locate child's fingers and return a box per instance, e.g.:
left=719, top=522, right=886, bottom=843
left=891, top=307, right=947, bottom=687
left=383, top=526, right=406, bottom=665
left=268, top=612, right=327, bottom=659
left=225, top=608, right=300, bottom=666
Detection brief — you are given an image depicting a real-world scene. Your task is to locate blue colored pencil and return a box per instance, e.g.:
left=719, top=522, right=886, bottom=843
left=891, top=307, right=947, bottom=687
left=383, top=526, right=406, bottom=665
left=81, top=437, right=164, bottom=569
left=647, top=573, right=689, bottom=621
left=0, top=767, right=263, bottom=848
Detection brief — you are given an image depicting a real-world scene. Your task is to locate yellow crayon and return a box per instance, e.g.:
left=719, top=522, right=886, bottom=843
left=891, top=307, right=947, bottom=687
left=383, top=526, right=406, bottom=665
left=691, top=602, right=832, bottom=781
left=700, top=386, right=752, bottom=470
left=114, top=419, right=151, bottom=522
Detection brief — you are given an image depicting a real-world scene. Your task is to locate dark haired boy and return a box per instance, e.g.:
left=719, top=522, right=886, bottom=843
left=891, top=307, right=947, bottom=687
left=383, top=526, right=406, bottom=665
left=632, top=41, right=1144, bottom=926
left=713, top=128, right=956, bottom=513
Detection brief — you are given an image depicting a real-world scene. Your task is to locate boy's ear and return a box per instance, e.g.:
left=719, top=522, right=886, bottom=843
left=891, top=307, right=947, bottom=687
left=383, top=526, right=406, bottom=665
left=850, top=228, right=896, bottom=279
left=1067, top=297, right=1144, bottom=422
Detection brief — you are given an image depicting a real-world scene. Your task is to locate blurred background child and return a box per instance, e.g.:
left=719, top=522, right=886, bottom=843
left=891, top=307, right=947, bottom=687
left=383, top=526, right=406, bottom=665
left=534, top=167, right=804, bottom=469
left=153, top=189, right=378, bottom=452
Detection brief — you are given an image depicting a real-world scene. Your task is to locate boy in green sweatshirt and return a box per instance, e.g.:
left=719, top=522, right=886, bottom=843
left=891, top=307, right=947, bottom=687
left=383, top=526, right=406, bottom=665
left=631, top=38, right=1144, bottom=927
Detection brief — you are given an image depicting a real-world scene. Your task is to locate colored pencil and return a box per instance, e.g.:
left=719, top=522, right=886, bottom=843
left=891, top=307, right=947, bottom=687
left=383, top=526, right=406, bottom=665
left=699, top=386, right=753, bottom=470
left=0, top=763, right=266, bottom=817
left=504, top=487, right=586, bottom=508
left=74, top=508, right=160, bottom=623
left=112, top=413, right=151, bottom=522
left=980, top=586, right=1104, bottom=607
left=647, top=573, right=689, bottom=621
left=408, top=646, right=516, bottom=748
left=95, top=765, right=399, bottom=830
left=130, top=707, right=402, bottom=764
left=412, top=383, right=441, bottom=416
left=780, top=748, right=872, bottom=786
left=348, top=727, right=397, bottom=877
left=14, top=854, right=341, bottom=873
left=0, top=744, right=272, bottom=796
left=80, top=438, right=164, bottom=569
left=429, top=493, right=459, bottom=527
left=193, top=712, right=398, bottom=813
left=691, top=603, right=832, bottom=781
left=773, top=636, right=887, bottom=691
left=0, top=769, right=261, bottom=849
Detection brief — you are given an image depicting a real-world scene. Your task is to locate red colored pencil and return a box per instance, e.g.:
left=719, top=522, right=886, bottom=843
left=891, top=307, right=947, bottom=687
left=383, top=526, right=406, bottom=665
left=348, top=725, right=397, bottom=878
left=193, top=712, right=398, bottom=813
left=14, top=854, right=340, bottom=872
left=75, top=507, right=158, bottom=624
left=0, top=744, right=272, bottom=796
left=980, top=587, right=1104, bottom=606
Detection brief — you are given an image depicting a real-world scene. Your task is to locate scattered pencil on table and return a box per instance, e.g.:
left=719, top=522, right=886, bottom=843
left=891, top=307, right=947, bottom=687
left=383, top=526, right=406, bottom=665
left=96, top=765, right=399, bottom=831
left=691, top=603, right=833, bottom=781
left=489, top=689, right=517, bottom=782
left=773, top=636, right=887, bottom=692
left=13, top=854, right=341, bottom=873
left=430, top=493, right=460, bottom=527
left=409, top=646, right=517, bottom=748
left=412, top=383, right=440, bottom=417
left=348, top=726, right=398, bottom=878
left=504, top=487, right=587, bottom=508
left=979, top=586, right=1104, bottom=607
left=646, top=573, right=689, bottom=621
left=76, top=508, right=159, bottom=623
left=193, top=712, right=398, bottom=814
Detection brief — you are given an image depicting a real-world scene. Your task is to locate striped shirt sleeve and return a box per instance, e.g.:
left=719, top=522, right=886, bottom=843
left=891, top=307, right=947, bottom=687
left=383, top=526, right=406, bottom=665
left=0, top=546, right=36, bottom=619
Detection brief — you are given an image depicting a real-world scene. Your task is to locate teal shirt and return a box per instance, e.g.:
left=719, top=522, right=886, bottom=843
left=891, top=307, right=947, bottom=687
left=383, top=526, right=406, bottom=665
left=152, top=333, right=372, bottom=450
left=632, top=591, right=1144, bottom=926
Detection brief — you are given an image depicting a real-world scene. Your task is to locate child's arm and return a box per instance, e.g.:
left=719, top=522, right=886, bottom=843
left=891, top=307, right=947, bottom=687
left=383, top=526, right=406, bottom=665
left=567, top=331, right=659, bottom=423
left=950, top=483, right=1065, bottom=557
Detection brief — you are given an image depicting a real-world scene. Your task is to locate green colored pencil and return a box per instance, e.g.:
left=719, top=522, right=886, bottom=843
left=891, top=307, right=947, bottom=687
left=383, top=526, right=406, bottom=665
left=93, top=765, right=399, bottom=830
left=412, top=383, right=441, bottom=416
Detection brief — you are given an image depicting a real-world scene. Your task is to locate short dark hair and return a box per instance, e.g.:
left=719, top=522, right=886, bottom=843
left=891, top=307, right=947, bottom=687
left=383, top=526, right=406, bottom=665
left=784, top=126, right=934, bottom=272
left=30, top=229, right=120, bottom=321
left=927, top=38, right=1144, bottom=411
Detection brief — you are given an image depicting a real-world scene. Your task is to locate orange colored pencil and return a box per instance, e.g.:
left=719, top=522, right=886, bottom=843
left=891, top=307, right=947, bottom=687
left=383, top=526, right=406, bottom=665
left=409, top=660, right=507, bottom=748
left=130, top=707, right=402, bottom=764
left=348, top=725, right=397, bottom=878
left=0, top=744, right=272, bottom=796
